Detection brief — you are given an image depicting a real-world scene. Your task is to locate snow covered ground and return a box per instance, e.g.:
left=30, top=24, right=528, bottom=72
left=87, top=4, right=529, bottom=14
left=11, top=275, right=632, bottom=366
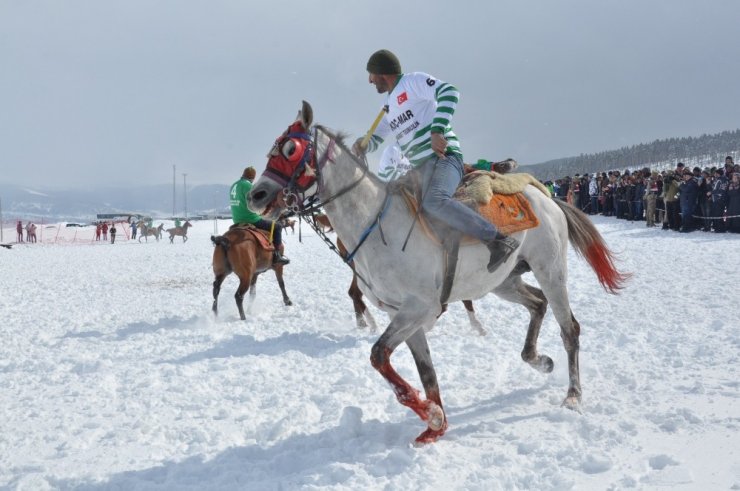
left=0, top=217, right=738, bottom=490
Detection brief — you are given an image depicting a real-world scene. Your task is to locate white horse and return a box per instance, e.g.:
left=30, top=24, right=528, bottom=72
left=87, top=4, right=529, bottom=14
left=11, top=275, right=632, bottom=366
left=248, top=101, right=628, bottom=444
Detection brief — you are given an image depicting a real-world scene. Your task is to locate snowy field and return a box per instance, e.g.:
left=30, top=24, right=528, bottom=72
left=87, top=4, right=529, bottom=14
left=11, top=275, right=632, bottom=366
left=0, top=217, right=738, bottom=490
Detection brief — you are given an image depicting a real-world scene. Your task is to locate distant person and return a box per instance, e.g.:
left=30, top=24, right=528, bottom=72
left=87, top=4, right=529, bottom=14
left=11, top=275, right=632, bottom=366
left=95, top=223, right=102, bottom=241
left=16, top=220, right=24, bottom=243
left=110, top=223, right=117, bottom=244
left=27, top=223, right=37, bottom=243
left=727, top=172, right=740, bottom=233
left=230, top=166, right=289, bottom=265
left=710, top=168, right=729, bottom=233
left=174, top=217, right=182, bottom=228
left=102, top=222, right=109, bottom=241
left=25, top=222, right=33, bottom=242
left=131, top=220, right=137, bottom=239
left=679, top=170, right=698, bottom=232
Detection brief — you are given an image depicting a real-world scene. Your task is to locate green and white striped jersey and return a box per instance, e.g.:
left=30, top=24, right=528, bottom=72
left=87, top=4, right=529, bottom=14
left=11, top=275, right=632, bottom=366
left=367, top=72, right=462, bottom=166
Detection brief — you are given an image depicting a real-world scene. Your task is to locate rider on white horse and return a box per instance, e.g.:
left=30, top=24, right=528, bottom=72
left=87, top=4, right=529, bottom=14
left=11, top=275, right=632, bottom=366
left=353, top=49, right=519, bottom=272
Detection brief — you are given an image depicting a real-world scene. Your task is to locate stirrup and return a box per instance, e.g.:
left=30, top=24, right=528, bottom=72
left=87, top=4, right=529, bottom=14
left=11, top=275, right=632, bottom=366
left=485, top=234, right=520, bottom=272
left=272, top=251, right=290, bottom=265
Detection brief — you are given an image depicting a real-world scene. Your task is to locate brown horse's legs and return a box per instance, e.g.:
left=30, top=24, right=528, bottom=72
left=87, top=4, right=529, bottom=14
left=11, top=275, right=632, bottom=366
left=212, top=274, right=227, bottom=315
left=235, top=277, right=250, bottom=320
left=348, top=274, right=370, bottom=328
left=272, top=265, right=293, bottom=306
left=462, top=300, right=487, bottom=335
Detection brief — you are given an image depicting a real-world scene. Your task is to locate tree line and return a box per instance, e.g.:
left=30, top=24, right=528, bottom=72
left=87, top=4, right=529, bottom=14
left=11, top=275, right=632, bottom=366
left=523, top=129, right=740, bottom=180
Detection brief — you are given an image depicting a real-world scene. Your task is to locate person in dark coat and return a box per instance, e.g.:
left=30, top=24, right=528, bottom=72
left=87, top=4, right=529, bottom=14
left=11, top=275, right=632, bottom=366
left=727, top=172, right=740, bottom=233
left=710, top=169, right=729, bottom=232
left=679, top=171, right=698, bottom=232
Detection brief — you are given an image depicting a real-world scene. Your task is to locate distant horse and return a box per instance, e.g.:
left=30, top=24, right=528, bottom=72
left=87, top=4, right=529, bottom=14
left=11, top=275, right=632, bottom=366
left=166, top=221, right=193, bottom=243
left=278, top=217, right=297, bottom=234
left=248, top=101, right=628, bottom=443
left=211, top=226, right=292, bottom=320
left=315, top=214, right=333, bottom=233
left=138, top=223, right=164, bottom=242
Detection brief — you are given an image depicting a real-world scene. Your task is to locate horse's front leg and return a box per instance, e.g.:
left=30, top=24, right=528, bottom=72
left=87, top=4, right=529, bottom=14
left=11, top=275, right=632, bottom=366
left=272, top=266, right=292, bottom=306
left=370, top=296, right=445, bottom=444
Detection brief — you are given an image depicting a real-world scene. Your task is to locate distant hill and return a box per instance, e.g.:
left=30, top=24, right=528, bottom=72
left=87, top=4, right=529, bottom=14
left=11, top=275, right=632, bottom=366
left=521, top=129, right=740, bottom=181
left=3, top=128, right=740, bottom=221
left=0, top=183, right=231, bottom=222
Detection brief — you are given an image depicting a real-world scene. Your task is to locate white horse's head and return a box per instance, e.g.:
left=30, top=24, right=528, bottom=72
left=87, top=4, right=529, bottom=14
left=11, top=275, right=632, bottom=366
left=249, top=100, right=315, bottom=218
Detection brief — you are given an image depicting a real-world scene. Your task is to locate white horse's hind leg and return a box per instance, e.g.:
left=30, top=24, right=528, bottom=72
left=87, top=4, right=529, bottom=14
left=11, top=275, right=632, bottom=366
left=370, top=295, right=446, bottom=443
left=530, top=263, right=582, bottom=409
left=493, top=274, right=552, bottom=373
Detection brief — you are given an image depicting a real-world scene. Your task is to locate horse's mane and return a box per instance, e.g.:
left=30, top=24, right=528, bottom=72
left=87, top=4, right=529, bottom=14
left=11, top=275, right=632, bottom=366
left=314, top=125, right=386, bottom=187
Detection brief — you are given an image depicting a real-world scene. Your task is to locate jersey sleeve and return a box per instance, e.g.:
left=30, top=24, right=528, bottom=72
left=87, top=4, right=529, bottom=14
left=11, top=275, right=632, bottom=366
left=367, top=111, right=392, bottom=153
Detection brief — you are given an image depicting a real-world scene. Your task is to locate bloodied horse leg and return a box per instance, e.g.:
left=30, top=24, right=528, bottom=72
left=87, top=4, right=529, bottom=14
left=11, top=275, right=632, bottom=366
left=370, top=295, right=446, bottom=443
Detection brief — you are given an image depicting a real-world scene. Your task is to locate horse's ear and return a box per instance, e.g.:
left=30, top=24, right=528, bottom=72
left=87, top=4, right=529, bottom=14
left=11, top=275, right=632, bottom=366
left=299, top=100, right=313, bottom=130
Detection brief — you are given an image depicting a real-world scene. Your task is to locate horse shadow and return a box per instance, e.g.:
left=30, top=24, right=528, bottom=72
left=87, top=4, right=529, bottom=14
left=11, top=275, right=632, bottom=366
left=161, top=332, right=361, bottom=365
left=49, top=411, right=420, bottom=490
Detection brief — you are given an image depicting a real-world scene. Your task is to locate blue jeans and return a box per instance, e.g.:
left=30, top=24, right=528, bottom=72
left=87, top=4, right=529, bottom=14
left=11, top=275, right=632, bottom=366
left=419, top=153, right=498, bottom=241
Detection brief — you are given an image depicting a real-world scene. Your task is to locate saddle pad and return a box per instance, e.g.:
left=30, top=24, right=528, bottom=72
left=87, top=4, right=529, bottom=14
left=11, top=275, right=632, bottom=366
left=230, top=224, right=275, bottom=251
left=476, top=192, right=539, bottom=235
left=400, top=189, right=539, bottom=244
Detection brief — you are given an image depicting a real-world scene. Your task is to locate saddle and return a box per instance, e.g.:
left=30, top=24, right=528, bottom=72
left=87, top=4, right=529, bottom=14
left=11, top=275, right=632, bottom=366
left=391, top=161, right=548, bottom=304
left=395, top=164, right=546, bottom=245
left=229, top=224, right=275, bottom=251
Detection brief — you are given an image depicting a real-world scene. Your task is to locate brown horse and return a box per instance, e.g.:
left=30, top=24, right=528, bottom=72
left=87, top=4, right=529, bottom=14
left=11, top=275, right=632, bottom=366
left=279, top=218, right=297, bottom=234
left=167, top=221, right=193, bottom=243
left=211, top=226, right=292, bottom=320
left=315, top=214, right=334, bottom=233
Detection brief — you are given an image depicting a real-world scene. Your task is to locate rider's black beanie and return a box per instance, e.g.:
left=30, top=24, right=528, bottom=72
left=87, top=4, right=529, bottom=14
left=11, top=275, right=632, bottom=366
left=367, top=49, right=402, bottom=75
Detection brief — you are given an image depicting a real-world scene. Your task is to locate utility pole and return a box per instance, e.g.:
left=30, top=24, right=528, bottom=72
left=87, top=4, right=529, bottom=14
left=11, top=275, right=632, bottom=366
left=182, top=173, right=188, bottom=218
left=172, top=164, right=176, bottom=218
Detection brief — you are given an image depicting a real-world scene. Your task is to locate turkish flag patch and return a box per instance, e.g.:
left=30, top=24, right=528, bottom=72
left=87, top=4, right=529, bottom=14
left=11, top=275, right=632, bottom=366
left=397, top=92, right=408, bottom=105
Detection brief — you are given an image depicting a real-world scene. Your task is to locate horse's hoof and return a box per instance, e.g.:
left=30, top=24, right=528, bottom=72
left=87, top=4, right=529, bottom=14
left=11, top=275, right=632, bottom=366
left=285, top=299, right=293, bottom=306
left=425, top=402, right=445, bottom=431
left=414, top=420, right=448, bottom=445
left=526, top=355, right=554, bottom=373
left=561, top=396, right=582, bottom=412
left=537, top=355, right=554, bottom=373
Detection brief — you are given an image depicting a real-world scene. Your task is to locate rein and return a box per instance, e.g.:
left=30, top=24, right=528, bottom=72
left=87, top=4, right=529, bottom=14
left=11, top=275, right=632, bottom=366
left=284, top=126, right=390, bottom=289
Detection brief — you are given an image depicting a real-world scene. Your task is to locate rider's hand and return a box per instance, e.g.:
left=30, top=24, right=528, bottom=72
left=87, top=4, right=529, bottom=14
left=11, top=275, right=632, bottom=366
left=431, top=132, right=447, bottom=158
left=352, top=137, right=367, bottom=157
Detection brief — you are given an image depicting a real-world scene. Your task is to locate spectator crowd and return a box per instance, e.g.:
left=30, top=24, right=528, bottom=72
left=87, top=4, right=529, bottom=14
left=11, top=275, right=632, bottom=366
left=544, top=156, right=740, bottom=234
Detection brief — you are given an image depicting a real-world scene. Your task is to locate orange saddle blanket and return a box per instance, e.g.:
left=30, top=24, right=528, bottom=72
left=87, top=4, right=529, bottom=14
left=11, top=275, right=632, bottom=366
left=472, top=192, right=539, bottom=236
left=401, top=180, right=539, bottom=243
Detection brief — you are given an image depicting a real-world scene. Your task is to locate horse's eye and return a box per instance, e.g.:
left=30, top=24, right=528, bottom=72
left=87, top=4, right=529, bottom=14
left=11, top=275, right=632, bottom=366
left=281, top=140, right=297, bottom=159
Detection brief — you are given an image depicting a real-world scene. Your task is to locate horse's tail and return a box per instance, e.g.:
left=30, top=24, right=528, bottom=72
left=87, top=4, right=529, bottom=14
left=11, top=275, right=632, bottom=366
left=211, top=235, right=231, bottom=269
left=552, top=199, right=631, bottom=294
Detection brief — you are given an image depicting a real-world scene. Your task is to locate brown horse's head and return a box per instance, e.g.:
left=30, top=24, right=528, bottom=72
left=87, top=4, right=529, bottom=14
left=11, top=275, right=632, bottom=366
left=249, top=101, right=315, bottom=218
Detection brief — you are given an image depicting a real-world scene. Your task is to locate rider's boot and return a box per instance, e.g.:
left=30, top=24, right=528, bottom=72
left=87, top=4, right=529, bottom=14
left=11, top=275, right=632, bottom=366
left=484, top=233, right=520, bottom=272
left=272, top=250, right=290, bottom=266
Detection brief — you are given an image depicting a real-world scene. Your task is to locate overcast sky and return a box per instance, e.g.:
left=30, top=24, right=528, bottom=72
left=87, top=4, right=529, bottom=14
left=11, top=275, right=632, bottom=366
left=2, top=0, right=739, bottom=188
